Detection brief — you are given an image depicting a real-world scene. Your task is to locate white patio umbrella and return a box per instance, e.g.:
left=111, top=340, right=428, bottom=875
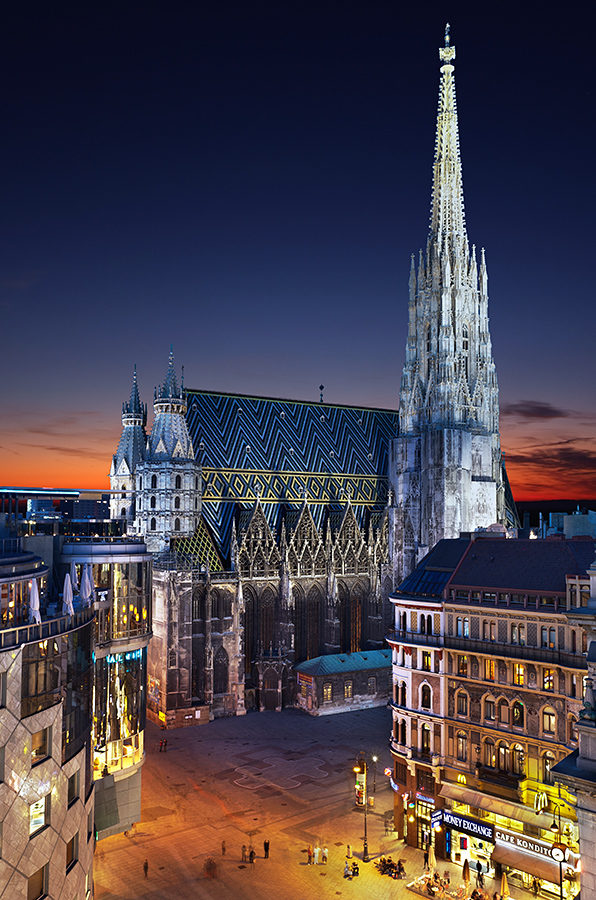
left=29, top=578, right=42, bottom=625
left=62, top=572, right=74, bottom=616
left=428, top=844, right=437, bottom=871
left=79, top=567, right=92, bottom=606
left=84, top=563, right=96, bottom=602
left=70, top=561, right=79, bottom=591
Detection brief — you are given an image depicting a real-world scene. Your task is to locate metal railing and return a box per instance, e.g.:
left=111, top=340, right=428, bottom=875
left=0, top=606, right=94, bottom=650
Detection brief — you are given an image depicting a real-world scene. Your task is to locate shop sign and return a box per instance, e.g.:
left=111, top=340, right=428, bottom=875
left=494, top=828, right=569, bottom=864
left=431, top=810, right=442, bottom=829
left=106, top=648, right=143, bottom=664
left=443, top=810, right=494, bottom=842
left=298, top=673, right=313, bottom=684
left=415, top=792, right=434, bottom=805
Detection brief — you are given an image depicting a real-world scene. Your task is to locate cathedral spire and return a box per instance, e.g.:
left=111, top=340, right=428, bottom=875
left=430, top=23, right=466, bottom=252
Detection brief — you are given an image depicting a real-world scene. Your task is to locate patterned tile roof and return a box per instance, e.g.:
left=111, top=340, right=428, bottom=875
left=185, top=390, right=397, bottom=555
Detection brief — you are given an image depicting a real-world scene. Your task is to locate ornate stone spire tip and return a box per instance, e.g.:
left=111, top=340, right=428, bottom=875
left=439, top=22, right=456, bottom=63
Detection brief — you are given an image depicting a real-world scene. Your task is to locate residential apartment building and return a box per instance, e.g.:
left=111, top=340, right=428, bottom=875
left=388, top=535, right=590, bottom=898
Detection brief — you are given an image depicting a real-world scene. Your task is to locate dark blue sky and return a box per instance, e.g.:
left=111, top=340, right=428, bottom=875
left=2, top=2, right=596, bottom=496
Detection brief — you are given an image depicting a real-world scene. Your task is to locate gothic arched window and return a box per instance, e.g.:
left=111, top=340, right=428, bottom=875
left=484, top=739, right=496, bottom=768
left=175, top=475, right=181, bottom=489
left=121, top=484, right=126, bottom=498
left=213, top=646, right=229, bottom=694
left=150, top=518, right=156, bottom=531
left=174, top=518, right=180, bottom=531
left=399, top=719, right=406, bottom=745
left=139, top=476, right=143, bottom=490
left=150, top=496, right=156, bottom=509
left=174, top=496, right=181, bottom=509
left=462, top=324, right=469, bottom=351
left=121, top=508, right=126, bottom=518
left=512, top=701, right=524, bottom=728
left=151, top=474, right=157, bottom=489
left=421, top=684, right=431, bottom=710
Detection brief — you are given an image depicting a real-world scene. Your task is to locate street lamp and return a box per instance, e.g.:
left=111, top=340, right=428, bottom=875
left=549, top=803, right=566, bottom=900
left=353, top=758, right=370, bottom=862
left=372, top=754, right=378, bottom=795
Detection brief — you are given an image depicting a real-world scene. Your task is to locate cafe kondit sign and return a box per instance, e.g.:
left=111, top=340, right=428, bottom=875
left=494, top=828, right=578, bottom=868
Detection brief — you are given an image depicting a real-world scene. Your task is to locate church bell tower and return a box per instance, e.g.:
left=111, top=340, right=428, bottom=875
left=389, top=25, right=507, bottom=582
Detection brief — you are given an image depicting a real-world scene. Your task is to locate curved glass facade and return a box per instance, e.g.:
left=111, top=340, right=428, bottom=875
left=93, top=648, right=146, bottom=775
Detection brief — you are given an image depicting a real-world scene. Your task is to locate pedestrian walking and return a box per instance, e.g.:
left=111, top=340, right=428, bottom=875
left=307, top=844, right=313, bottom=865
left=263, top=839, right=269, bottom=858
left=346, top=843, right=352, bottom=858
left=241, top=844, right=247, bottom=863
left=143, top=859, right=149, bottom=879
left=314, top=845, right=320, bottom=865
left=163, top=739, right=168, bottom=752
left=221, top=840, right=226, bottom=856
left=322, top=846, right=328, bottom=864
left=159, top=739, right=163, bottom=752
left=424, top=848, right=429, bottom=869
left=344, top=861, right=351, bottom=879
left=249, top=848, right=255, bottom=865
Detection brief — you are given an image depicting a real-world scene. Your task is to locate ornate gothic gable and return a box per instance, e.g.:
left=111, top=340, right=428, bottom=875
left=238, top=500, right=281, bottom=579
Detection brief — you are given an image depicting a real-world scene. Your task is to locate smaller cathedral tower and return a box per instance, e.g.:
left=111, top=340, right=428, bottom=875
left=110, top=365, right=147, bottom=525
left=135, top=350, right=201, bottom=553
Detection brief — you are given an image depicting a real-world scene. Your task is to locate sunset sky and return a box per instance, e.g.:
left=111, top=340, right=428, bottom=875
left=1, top=3, right=595, bottom=501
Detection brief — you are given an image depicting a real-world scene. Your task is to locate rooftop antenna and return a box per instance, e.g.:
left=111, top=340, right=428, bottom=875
left=319, top=384, right=325, bottom=403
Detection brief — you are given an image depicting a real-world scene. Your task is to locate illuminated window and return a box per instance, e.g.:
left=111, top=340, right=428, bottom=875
left=458, top=656, right=468, bottom=676
left=514, top=664, right=525, bottom=686
left=29, top=795, right=50, bottom=836
left=456, top=731, right=467, bottom=762
left=457, top=692, right=468, bottom=716
left=421, top=651, right=431, bottom=672
left=543, top=751, right=556, bottom=784
left=323, top=682, right=332, bottom=702
left=421, top=723, right=431, bottom=755
left=344, top=680, right=353, bottom=700
left=512, top=701, right=524, bottom=728
left=543, top=668, right=555, bottom=691
left=490, top=622, right=496, bottom=641
left=31, top=728, right=51, bottom=766
left=519, top=625, right=525, bottom=645
left=484, top=739, right=496, bottom=768
left=484, top=659, right=495, bottom=681
left=543, top=707, right=556, bottom=734
left=511, top=624, right=518, bottom=644
left=512, top=744, right=524, bottom=776
left=484, top=698, right=495, bottom=721
left=498, top=743, right=509, bottom=772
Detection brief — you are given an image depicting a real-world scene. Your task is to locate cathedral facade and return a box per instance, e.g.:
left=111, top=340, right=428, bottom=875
left=109, top=26, right=515, bottom=722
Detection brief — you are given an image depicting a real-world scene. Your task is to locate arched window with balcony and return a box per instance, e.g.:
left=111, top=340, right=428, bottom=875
left=456, top=731, right=467, bottom=762
left=498, top=742, right=509, bottom=772
left=421, top=684, right=431, bottom=710
left=484, top=739, right=496, bottom=768
left=512, top=701, right=524, bottom=728
left=543, top=751, right=556, bottom=784
left=421, top=723, right=431, bottom=756
left=511, top=744, right=525, bottom=776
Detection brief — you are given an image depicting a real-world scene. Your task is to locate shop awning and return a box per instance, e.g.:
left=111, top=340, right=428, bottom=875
left=491, top=844, right=561, bottom=885
left=439, top=783, right=554, bottom=830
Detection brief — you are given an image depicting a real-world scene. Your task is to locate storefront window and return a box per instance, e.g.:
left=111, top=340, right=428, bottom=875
left=93, top=648, right=146, bottom=777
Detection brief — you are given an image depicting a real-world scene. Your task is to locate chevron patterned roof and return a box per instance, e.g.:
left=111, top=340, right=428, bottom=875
left=185, top=390, right=397, bottom=557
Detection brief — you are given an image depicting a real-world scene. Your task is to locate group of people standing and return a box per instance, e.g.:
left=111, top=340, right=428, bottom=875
left=306, top=843, right=328, bottom=865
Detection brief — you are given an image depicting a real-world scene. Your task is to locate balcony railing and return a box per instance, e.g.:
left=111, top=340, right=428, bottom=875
left=386, top=629, right=586, bottom=669
left=0, top=606, right=94, bottom=651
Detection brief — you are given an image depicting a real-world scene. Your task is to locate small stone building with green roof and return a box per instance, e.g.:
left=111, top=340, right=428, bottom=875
left=294, top=649, right=391, bottom=716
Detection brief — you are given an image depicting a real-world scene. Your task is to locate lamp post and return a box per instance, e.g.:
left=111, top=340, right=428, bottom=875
left=353, top=757, right=370, bottom=862
left=372, top=754, right=378, bottom=795
left=549, top=803, right=566, bottom=900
